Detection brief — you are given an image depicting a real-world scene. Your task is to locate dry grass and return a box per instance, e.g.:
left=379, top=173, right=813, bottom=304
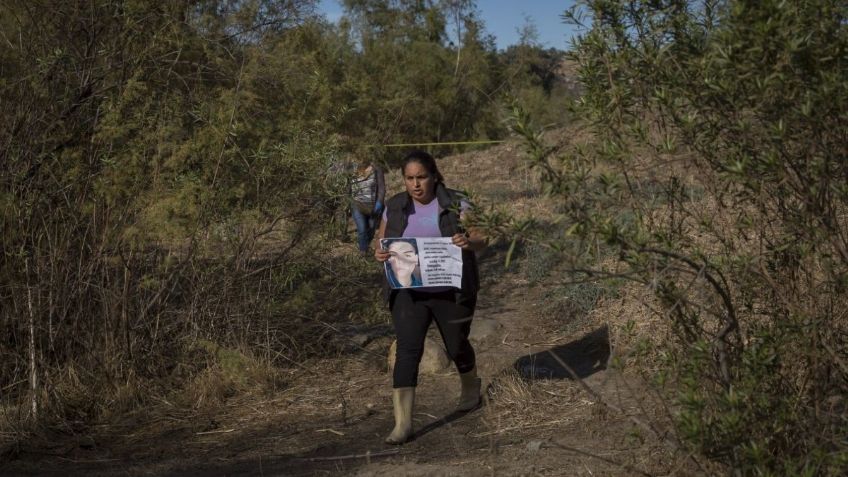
left=479, top=370, right=589, bottom=438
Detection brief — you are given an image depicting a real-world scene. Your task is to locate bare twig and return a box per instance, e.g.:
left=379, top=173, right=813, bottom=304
left=196, top=428, right=236, bottom=435
left=315, top=428, right=344, bottom=436
left=548, top=440, right=655, bottom=477
left=544, top=348, right=675, bottom=450
left=640, top=247, right=738, bottom=388
left=293, top=448, right=401, bottom=462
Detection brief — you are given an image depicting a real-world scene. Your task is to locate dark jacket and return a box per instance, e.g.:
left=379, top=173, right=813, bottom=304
left=382, top=183, right=480, bottom=310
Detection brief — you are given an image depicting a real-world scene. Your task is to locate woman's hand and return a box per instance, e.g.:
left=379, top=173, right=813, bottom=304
left=373, top=220, right=389, bottom=261
left=451, top=233, right=471, bottom=250
left=452, top=230, right=487, bottom=251
left=375, top=246, right=391, bottom=262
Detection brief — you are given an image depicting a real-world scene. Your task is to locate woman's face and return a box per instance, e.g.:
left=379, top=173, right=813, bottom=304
left=387, top=241, right=418, bottom=282
left=403, top=161, right=435, bottom=203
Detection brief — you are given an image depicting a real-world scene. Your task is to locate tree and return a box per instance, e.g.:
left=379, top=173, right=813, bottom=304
left=507, top=0, right=848, bottom=472
left=339, top=0, right=503, bottom=153
left=0, top=0, right=342, bottom=425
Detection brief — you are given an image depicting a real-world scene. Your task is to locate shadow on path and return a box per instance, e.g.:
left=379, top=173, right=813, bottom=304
left=513, top=325, right=610, bottom=380
left=411, top=402, right=483, bottom=441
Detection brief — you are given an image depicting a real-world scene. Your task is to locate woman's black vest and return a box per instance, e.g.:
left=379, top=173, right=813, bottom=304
left=382, top=183, right=480, bottom=310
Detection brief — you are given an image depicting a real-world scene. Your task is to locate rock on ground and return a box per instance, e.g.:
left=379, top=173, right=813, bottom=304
left=387, top=338, right=451, bottom=375
left=469, top=317, right=501, bottom=343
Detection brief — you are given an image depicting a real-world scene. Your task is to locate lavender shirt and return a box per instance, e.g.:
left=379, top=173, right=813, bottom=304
left=382, top=198, right=468, bottom=237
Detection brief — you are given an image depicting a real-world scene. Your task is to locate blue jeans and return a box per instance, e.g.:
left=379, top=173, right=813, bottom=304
left=351, top=205, right=378, bottom=252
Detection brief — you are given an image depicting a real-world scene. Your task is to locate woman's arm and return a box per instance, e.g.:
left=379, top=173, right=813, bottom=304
left=374, top=219, right=390, bottom=262
left=453, top=199, right=487, bottom=252
left=375, top=166, right=386, bottom=204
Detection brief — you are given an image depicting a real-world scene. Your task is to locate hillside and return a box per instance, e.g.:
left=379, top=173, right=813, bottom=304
left=4, top=134, right=701, bottom=476
left=3, top=2, right=847, bottom=475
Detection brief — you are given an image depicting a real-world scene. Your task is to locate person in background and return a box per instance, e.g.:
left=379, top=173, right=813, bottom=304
left=325, top=147, right=351, bottom=241
left=374, top=150, right=487, bottom=445
left=350, top=156, right=386, bottom=254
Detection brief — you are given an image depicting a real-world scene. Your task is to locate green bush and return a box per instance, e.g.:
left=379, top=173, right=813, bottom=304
left=509, top=0, right=848, bottom=472
left=0, top=0, right=355, bottom=430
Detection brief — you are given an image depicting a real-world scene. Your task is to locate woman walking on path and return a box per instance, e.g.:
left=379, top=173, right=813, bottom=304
left=374, top=150, right=487, bottom=445
left=350, top=159, right=386, bottom=254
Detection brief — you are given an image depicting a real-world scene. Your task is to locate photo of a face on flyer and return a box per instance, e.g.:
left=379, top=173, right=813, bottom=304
left=381, top=238, right=423, bottom=288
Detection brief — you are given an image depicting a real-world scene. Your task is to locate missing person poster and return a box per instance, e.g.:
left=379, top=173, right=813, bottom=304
left=381, top=237, right=463, bottom=289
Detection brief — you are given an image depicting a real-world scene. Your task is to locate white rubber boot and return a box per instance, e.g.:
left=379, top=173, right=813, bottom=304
left=385, top=387, right=415, bottom=444
left=457, top=367, right=482, bottom=412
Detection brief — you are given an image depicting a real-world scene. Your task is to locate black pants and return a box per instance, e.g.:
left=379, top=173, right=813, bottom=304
left=390, top=289, right=476, bottom=388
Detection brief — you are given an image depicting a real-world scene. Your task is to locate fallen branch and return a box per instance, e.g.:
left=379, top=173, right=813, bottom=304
left=315, top=428, right=344, bottom=436
left=471, top=419, right=573, bottom=438
left=294, top=448, right=401, bottom=462
left=196, top=428, right=235, bottom=435
left=548, top=440, right=654, bottom=477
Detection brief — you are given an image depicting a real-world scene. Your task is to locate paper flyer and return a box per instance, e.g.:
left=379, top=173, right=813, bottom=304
left=381, top=237, right=463, bottom=289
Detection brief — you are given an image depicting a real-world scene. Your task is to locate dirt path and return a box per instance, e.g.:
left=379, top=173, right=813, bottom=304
left=4, top=143, right=690, bottom=476
left=170, top=268, right=677, bottom=476
left=79, top=275, right=666, bottom=476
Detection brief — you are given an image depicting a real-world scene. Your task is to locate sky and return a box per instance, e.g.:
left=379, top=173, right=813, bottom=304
left=317, top=1, right=582, bottom=51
